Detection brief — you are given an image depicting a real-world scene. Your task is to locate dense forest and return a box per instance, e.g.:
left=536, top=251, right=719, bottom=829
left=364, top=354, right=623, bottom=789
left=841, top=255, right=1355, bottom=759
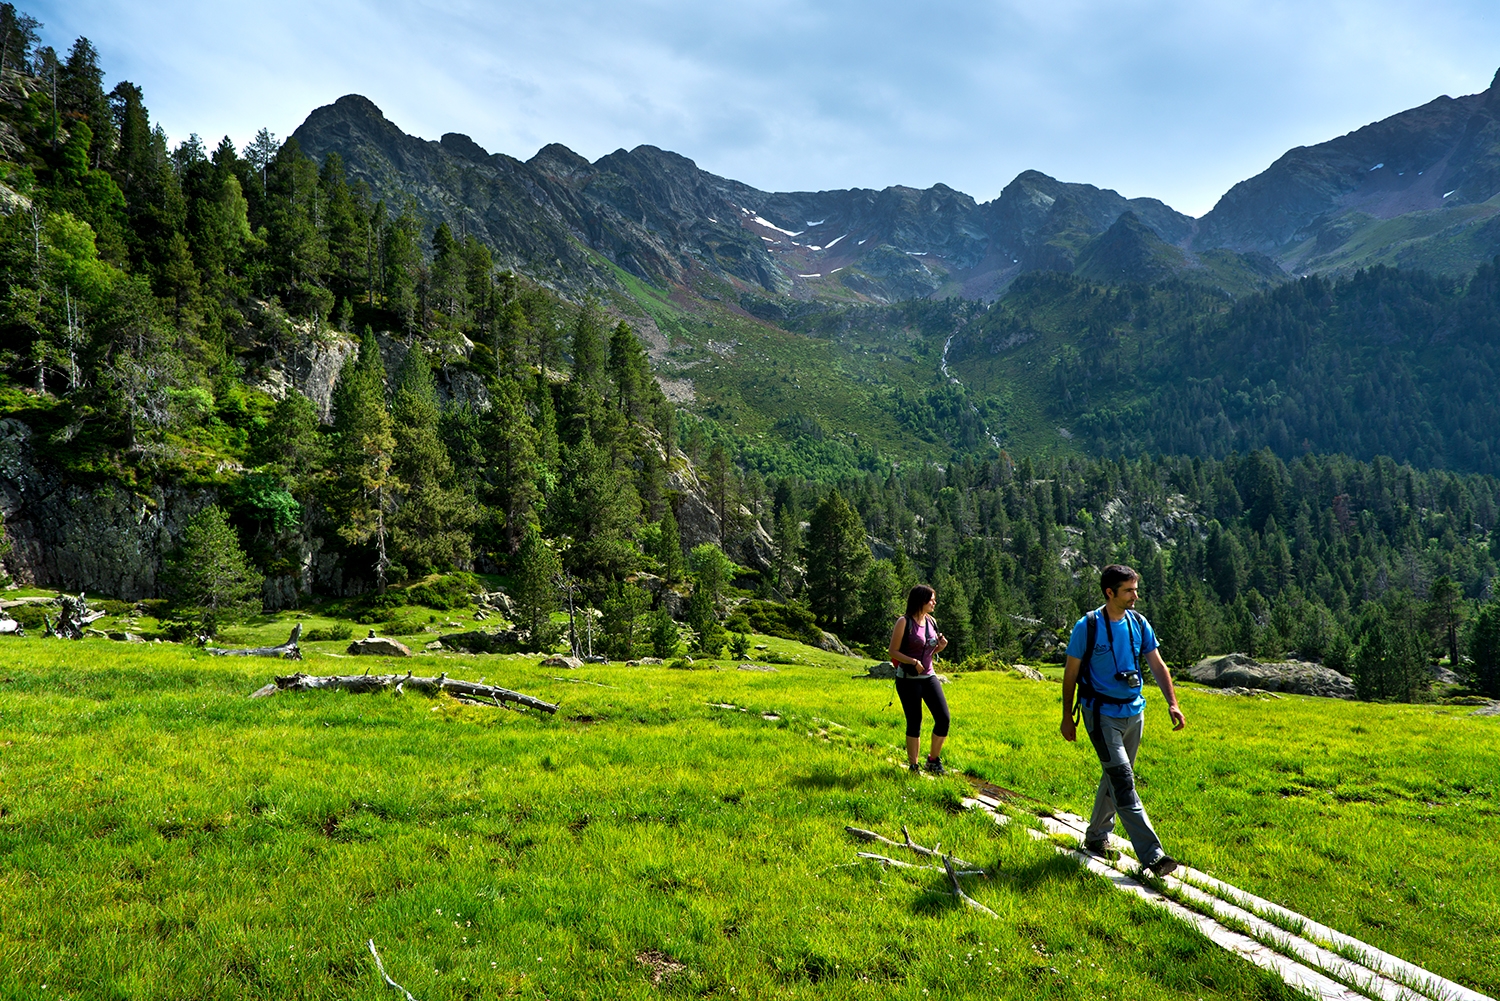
left=953, top=265, right=1500, bottom=473
left=1, top=5, right=1498, bottom=702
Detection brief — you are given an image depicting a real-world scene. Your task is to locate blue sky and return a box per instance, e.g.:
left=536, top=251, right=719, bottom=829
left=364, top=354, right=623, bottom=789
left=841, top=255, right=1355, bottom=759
left=32, top=0, right=1500, bottom=216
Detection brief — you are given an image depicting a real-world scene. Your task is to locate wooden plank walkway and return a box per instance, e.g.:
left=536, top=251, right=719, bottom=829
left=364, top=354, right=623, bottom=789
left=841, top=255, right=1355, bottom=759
left=963, top=793, right=1494, bottom=1001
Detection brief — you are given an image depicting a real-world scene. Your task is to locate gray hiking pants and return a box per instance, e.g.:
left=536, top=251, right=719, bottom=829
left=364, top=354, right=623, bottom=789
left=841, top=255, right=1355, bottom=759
left=1081, top=707, right=1165, bottom=866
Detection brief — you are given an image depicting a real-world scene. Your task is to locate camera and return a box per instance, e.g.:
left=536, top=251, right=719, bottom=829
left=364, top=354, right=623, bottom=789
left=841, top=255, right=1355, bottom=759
left=1115, top=670, right=1142, bottom=688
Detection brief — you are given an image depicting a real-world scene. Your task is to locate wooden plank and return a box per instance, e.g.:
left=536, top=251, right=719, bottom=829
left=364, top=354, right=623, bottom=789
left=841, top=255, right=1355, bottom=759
left=1038, top=810, right=1493, bottom=1001
left=964, top=800, right=1423, bottom=1001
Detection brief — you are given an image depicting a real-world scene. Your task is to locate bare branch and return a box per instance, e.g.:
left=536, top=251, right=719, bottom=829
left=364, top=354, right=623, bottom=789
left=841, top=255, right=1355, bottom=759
left=943, top=855, right=997, bottom=917
left=844, top=825, right=973, bottom=869
left=856, top=852, right=985, bottom=876
left=367, top=940, right=419, bottom=1001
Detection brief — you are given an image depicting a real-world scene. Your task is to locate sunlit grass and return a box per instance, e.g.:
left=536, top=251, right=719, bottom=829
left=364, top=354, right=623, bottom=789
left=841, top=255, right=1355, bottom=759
left=0, top=632, right=1492, bottom=998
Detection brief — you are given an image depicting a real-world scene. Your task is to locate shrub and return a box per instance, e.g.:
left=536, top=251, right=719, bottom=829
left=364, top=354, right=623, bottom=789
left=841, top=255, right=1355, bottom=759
left=739, top=599, right=822, bottom=646
left=381, top=615, right=430, bottom=636
left=648, top=608, right=680, bottom=659
left=405, top=572, right=481, bottom=611
left=303, top=623, right=354, bottom=642
left=956, top=651, right=1009, bottom=672
left=162, top=505, right=264, bottom=637
left=8, top=604, right=47, bottom=630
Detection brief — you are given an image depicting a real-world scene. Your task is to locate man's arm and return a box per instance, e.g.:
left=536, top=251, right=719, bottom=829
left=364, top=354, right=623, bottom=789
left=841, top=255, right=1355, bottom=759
left=1060, top=655, right=1081, bottom=741
left=1145, top=648, right=1185, bottom=730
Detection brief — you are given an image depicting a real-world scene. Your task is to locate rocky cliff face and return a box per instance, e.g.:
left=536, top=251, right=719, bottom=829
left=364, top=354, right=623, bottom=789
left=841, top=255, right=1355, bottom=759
left=0, top=419, right=214, bottom=599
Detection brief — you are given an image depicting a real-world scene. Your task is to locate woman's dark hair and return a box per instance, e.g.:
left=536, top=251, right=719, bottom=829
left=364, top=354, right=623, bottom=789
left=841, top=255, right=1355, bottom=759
left=1100, top=564, right=1139, bottom=598
left=905, top=585, right=936, bottom=617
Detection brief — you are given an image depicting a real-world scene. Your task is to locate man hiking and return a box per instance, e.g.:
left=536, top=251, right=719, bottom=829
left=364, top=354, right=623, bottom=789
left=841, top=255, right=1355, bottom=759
left=1060, top=564, right=1186, bottom=878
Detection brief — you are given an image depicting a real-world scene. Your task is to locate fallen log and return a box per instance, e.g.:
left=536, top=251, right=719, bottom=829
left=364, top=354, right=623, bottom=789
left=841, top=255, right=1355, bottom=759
left=248, top=669, right=559, bottom=714
left=207, top=624, right=302, bottom=660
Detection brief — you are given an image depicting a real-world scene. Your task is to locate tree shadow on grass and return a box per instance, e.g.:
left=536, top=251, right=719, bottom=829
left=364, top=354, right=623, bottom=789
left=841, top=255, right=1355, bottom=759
left=791, top=768, right=876, bottom=791
left=988, top=851, right=1085, bottom=894
left=911, top=852, right=1077, bottom=916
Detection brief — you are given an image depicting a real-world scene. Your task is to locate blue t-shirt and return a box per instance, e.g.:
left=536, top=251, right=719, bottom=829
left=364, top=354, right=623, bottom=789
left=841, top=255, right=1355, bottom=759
left=1066, top=609, right=1159, bottom=718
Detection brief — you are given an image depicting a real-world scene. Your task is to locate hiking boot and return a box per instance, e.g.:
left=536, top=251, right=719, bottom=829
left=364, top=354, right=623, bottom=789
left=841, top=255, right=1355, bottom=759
left=908, top=761, right=922, bottom=774
left=1145, top=855, right=1179, bottom=879
left=925, top=757, right=945, bottom=776
left=1082, top=840, right=1119, bottom=860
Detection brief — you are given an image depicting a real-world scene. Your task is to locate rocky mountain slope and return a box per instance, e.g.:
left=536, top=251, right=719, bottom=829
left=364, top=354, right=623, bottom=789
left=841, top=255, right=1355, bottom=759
left=294, top=70, right=1500, bottom=305
left=291, top=97, right=1267, bottom=303
left=1195, top=69, right=1500, bottom=275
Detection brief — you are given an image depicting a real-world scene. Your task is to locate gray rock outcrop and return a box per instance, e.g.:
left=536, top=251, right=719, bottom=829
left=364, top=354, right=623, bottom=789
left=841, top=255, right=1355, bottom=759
left=817, top=630, right=856, bottom=657
left=438, top=628, right=523, bottom=654
left=347, top=632, right=412, bottom=657
left=1190, top=654, right=1355, bottom=700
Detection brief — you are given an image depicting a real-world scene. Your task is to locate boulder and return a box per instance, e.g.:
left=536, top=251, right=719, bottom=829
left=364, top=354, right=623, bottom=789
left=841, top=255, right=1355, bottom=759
left=1189, top=654, right=1354, bottom=699
left=347, top=631, right=412, bottom=657
left=540, top=654, right=584, bottom=669
left=817, top=630, right=856, bottom=657
left=1009, top=663, right=1045, bottom=681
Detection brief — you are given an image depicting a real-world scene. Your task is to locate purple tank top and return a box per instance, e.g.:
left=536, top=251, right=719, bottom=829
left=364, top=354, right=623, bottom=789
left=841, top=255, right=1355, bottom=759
left=897, top=615, right=937, bottom=676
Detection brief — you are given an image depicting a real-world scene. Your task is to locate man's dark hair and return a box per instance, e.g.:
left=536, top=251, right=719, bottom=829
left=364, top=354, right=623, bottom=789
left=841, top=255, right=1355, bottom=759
left=905, top=584, right=936, bottom=617
left=1100, top=564, right=1139, bottom=598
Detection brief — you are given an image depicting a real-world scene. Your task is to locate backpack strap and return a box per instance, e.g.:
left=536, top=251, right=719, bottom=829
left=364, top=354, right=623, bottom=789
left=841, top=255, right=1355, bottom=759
left=897, top=614, right=918, bottom=678
left=1076, top=607, right=1137, bottom=714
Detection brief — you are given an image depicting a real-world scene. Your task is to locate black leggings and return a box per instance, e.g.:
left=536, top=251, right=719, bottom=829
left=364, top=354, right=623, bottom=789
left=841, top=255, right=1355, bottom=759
left=894, top=675, right=950, bottom=739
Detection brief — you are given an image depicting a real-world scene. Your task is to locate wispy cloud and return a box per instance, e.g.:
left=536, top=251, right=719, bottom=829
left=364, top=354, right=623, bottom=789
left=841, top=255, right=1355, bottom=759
left=32, top=0, right=1500, bottom=215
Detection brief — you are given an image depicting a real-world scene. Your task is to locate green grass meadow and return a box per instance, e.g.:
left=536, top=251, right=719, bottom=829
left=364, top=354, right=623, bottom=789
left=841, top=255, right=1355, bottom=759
left=0, top=625, right=1496, bottom=999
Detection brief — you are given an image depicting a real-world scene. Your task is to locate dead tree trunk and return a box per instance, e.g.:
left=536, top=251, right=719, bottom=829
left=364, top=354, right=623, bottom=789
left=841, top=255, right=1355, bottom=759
left=249, top=670, right=559, bottom=714
left=207, top=623, right=302, bottom=660
left=45, top=592, right=105, bottom=639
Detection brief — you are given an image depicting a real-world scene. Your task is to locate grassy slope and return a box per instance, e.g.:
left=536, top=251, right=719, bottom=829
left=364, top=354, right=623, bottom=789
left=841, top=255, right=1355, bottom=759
left=1280, top=196, right=1500, bottom=277
left=609, top=265, right=960, bottom=473
left=0, top=622, right=1495, bottom=998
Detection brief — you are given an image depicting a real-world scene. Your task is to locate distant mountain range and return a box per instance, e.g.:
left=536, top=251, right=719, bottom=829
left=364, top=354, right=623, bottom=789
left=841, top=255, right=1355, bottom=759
left=291, top=69, right=1500, bottom=303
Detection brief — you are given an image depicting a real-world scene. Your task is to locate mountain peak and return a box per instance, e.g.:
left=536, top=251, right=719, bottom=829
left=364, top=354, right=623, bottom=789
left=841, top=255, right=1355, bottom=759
left=328, top=94, right=388, bottom=120
left=440, top=132, right=492, bottom=164
left=528, top=142, right=591, bottom=177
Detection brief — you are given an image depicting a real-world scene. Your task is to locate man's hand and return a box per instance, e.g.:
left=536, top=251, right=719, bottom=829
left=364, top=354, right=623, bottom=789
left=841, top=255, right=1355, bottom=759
left=1060, top=717, right=1077, bottom=742
left=1168, top=703, right=1186, bottom=731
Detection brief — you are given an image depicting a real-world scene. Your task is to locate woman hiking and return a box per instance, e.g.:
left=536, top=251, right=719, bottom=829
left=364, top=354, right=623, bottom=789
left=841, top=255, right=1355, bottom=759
left=888, top=584, right=951, bottom=774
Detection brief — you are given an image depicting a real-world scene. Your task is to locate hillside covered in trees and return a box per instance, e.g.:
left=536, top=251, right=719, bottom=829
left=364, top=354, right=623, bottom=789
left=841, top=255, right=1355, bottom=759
left=1, top=4, right=1498, bottom=703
